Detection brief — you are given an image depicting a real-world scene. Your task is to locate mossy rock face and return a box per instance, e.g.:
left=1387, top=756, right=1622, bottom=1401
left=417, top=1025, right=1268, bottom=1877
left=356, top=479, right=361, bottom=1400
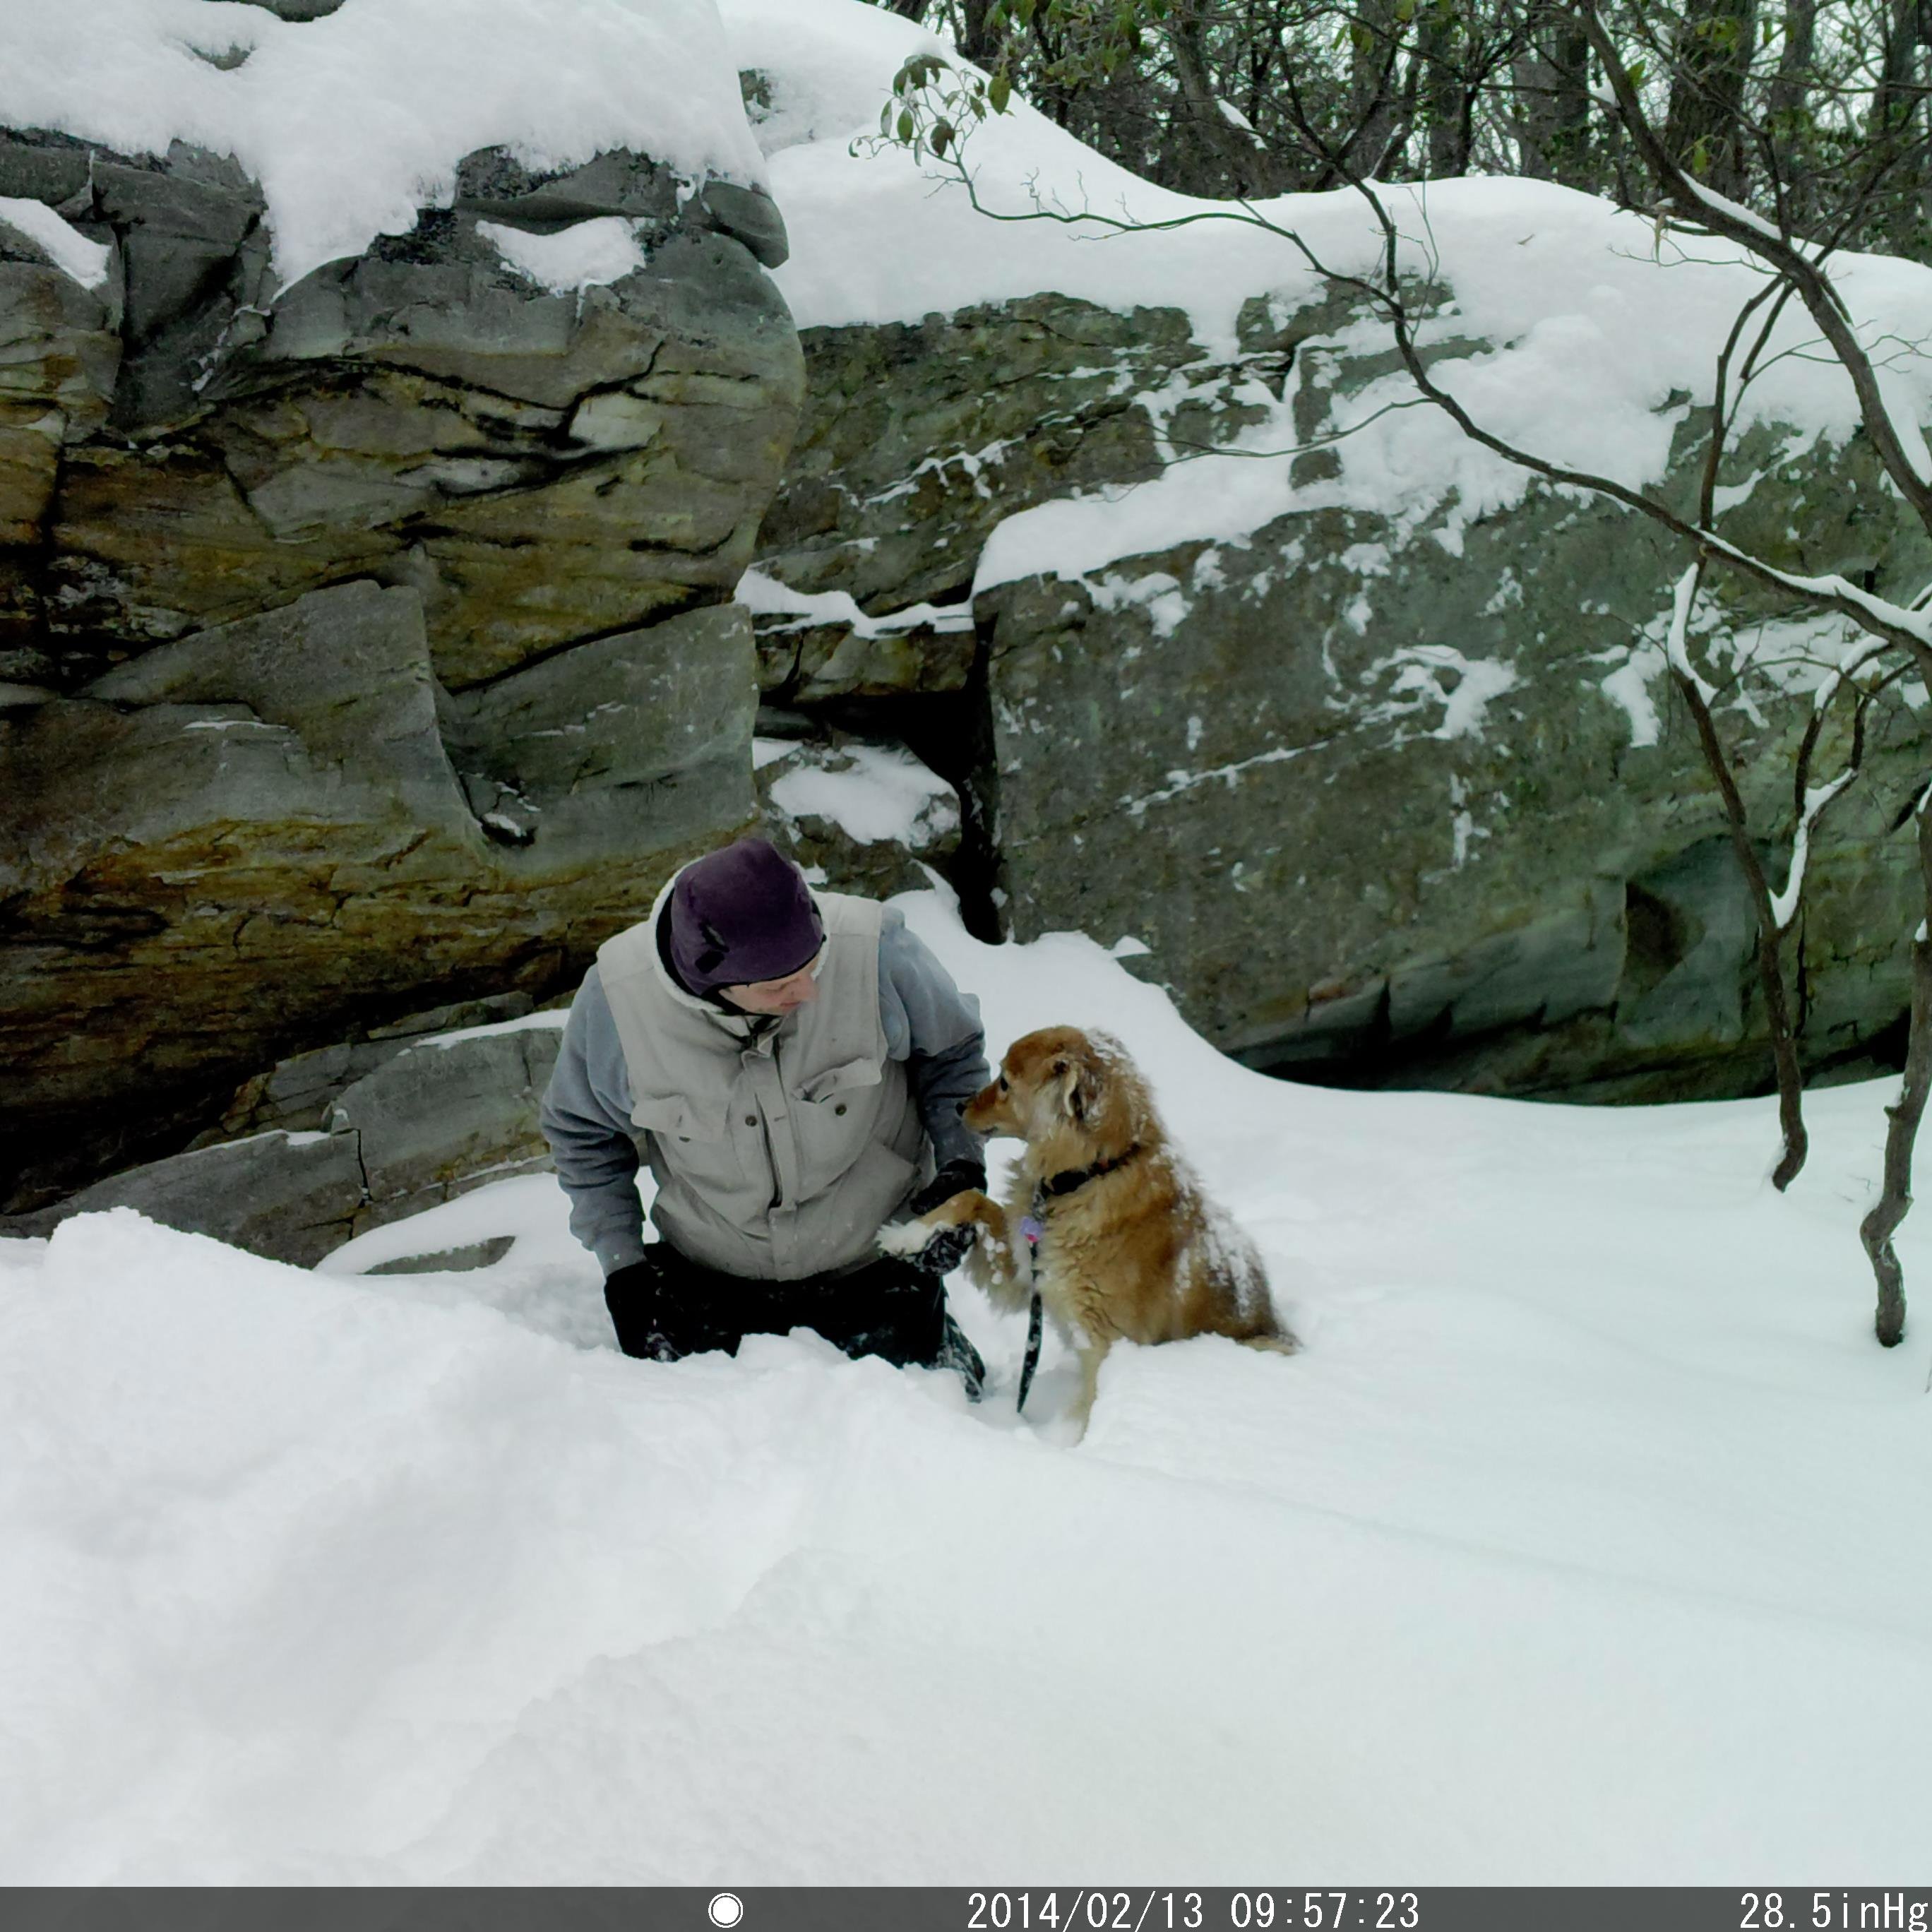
left=979, top=393, right=1932, bottom=1099
left=749, top=271, right=1932, bottom=1102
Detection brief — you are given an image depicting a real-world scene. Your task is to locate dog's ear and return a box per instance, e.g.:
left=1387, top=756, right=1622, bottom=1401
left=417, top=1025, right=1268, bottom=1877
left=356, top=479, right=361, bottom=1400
left=1049, top=1054, right=1099, bottom=1125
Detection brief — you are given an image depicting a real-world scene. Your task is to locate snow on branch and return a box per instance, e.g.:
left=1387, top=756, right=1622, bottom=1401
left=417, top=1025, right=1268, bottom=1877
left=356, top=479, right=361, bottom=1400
left=1769, top=775, right=1856, bottom=932
left=1664, top=564, right=1715, bottom=703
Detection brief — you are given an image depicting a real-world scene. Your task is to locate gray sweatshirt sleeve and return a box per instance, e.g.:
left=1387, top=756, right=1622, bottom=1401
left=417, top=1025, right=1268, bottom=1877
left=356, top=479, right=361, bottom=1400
left=877, top=907, right=990, bottom=1171
left=537, top=965, right=650, bottom=1277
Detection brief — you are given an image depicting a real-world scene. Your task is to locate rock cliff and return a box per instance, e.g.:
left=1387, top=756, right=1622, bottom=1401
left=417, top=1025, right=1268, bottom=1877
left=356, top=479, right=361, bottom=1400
left=1, top=121, right=801, bottom=1208
left=751, top=280, right=1932, bottom=1101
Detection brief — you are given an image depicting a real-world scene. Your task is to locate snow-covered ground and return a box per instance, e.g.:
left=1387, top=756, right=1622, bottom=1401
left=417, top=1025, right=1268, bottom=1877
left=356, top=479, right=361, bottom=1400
left=4, top=891, right=1930, bottom=1883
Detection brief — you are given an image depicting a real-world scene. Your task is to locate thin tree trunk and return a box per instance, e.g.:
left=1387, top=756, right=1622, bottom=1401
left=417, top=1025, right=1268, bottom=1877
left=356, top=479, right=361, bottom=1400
left=1165, top=3, right=1275, bottom=194
left=1766, top=0, right=1816, bottom=131
left=1859, top=790, right=1932, bottom=1348
left=1346, top=0, right=1407, bottom=179
left=1667, top=289, right=1815, bottom=1193
left=1510, top=0, right=1592, bottom=184
left=1513, top=41, right=1563, bottom=179
left=958, top=0, right=1000, bottom=68
left=1662, top=0, right=1760, bottom=198
left=1866, top=0, right=1930, bottom=254
left=1866, top=0, right=1921, bottom=150
left=1419, top=4, right=1470, bottom=177
left=1764, top=0, right=1818, bottom=230
left=1545, top=1, right=1596, bottom=186
left=1673, top=664, right=1810, bottom=1190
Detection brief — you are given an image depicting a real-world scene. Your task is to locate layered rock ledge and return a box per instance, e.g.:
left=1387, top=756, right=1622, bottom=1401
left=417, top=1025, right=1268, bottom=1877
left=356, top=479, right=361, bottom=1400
left=1, top=124, right=803, bottom=1208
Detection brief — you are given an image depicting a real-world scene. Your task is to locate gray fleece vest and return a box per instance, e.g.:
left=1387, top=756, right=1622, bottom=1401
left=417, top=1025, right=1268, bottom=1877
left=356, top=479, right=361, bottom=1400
left=595, top=890, right=925, bottom=1280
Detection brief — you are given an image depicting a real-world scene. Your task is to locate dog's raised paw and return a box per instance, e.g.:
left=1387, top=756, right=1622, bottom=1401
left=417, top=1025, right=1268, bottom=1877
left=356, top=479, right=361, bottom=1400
left=879, top=1215, right=979, bottom=1277
left=876, top=1218, right=939, bottom=1260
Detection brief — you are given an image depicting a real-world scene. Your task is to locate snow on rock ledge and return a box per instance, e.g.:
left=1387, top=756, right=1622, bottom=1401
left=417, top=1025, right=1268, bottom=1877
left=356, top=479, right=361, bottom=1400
left=756, top=729, right=962, bottom=901
left=2, top=0, right=768, bottom=290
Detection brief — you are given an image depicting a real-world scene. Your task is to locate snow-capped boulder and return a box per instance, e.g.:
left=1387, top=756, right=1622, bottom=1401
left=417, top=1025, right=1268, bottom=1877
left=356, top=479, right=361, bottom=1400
left=734, top=0, right=1932, bottom=1102
left=976, top=412, right=1932, bottom=1099
left=0, top=2, right=796, bottom=1208
left=9, top=127, right=800, bottom=688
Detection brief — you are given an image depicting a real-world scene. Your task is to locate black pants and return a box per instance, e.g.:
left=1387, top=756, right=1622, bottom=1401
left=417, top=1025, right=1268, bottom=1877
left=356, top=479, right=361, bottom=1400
left=605, top=1243, right=950, bottom=1369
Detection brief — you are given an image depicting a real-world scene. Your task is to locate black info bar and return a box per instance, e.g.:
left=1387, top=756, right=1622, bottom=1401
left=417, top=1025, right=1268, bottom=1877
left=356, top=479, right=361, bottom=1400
left=3, top=1892, right=1931, bottom=1932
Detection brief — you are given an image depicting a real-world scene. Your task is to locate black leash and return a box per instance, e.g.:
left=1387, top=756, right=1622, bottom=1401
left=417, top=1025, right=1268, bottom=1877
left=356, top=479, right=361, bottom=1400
left=1017, top=1286, right=1044, bottom=1413
left=1013, top=1145, right=1142, bottom=1414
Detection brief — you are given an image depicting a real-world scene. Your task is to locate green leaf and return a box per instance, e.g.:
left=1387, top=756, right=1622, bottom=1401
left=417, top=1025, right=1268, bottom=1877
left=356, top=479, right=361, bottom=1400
left=933, top=120, right=954, bottom=155
left=989, top=70, right=1013, bottom=114
left=898, top=107, right=915, bottom=142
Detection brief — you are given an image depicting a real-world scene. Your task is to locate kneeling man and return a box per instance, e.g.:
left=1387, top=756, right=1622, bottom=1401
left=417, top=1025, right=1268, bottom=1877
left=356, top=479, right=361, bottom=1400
left=540, top=837, right=988, bottom=1393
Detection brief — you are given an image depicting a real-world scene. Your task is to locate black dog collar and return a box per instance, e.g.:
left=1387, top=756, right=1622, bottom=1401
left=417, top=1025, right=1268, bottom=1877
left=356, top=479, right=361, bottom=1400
left=1036, top=1143, right=1144, bottom=1201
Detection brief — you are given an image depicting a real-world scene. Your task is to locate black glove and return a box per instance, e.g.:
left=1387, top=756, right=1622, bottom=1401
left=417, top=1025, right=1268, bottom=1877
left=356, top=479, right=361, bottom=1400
left=603, top=1256, right=685, bottom=1361
left=899, top=1221, right=977, bottom=1276
left=909, top=1157, right=986, bottom=1217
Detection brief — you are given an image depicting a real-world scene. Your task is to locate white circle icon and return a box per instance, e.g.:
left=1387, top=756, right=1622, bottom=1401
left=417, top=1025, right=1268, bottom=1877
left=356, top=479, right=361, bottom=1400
left=708, top=1895, right=745, bottom=1928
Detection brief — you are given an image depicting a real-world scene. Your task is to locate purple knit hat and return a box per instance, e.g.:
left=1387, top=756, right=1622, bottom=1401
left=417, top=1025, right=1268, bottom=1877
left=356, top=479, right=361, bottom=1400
left=667, top=837, right=823, bottom=996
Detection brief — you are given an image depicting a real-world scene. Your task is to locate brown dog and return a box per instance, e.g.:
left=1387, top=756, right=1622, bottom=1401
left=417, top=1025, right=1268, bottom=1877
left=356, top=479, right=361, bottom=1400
left=883, top=1025, right=1294, bottom=1434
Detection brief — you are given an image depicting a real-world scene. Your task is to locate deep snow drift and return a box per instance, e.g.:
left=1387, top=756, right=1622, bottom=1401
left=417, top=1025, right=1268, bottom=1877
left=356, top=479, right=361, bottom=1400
left=4, top=893, right=1931, bottom=1883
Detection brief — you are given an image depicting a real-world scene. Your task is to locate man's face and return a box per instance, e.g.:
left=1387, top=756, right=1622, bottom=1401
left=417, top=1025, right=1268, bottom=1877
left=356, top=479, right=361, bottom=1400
left=720, top=950, right=823, bottom=1015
